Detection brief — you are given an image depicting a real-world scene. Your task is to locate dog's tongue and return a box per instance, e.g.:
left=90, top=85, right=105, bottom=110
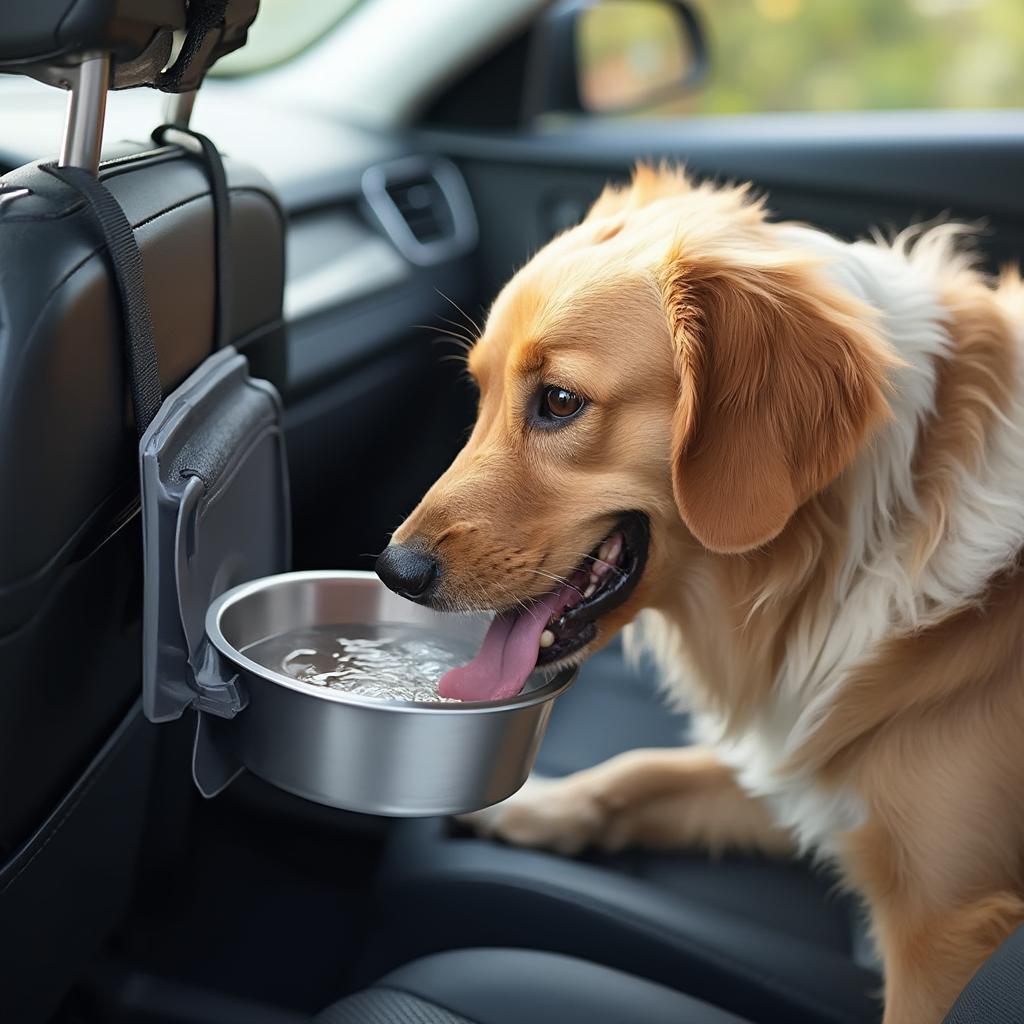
left=438, top=588, right=570, bottom=702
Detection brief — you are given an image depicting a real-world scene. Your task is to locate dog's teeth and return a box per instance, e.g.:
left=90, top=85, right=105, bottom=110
left=584, top=583, right=597, bottom=598
left=605, top=535, right=623, bottom=565
left=539, top=630, right=555, bottom=648
left=597, top=540, right=611, bottom=563
left=589, top=572, right=599, bottom=584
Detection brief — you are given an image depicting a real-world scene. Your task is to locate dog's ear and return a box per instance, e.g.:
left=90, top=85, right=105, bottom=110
left=662, top=249, right=893, bottom=553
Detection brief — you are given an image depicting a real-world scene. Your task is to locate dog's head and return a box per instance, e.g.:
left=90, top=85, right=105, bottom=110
left=377, top=166, right=892, bottom=701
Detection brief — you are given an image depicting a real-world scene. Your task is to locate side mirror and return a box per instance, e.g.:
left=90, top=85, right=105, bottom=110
left=527, top=0, right=708, bottom=119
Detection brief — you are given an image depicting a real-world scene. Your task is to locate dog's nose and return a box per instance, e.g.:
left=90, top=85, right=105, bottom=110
left=375, top=544, right=440, bottom=602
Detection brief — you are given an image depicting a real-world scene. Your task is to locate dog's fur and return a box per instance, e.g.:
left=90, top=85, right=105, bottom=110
left=393, top=166, right=1024, bottom=1023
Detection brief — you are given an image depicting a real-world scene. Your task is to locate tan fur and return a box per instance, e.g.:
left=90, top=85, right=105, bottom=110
left=469, top=747, right=791, bottom=857
left=661, top=235, right=895, bottom=553
left=629, top=462, right=864, bottom=734
left=397, top=166, right=1024, bottom=1022
left=909, top=275, right=1017, bottom=574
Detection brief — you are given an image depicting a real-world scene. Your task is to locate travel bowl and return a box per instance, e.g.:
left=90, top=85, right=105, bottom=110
left=204, top=570, right=578, bottom=816
left=140, top=352, right=572, bottom=817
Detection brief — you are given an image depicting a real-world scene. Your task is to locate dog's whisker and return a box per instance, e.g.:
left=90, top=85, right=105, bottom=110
left=486, top=579, right=541, bottom=623
left=436, top=333, right=475, bottom=354
left=435, top=288, right=483, bottom=336
left=524, top=566, right=573, bottom=586
left=414, top=321, right=475, bottom=343
left=418, top=326, right=475, bottom=351
left=438, top=314, right=480, bottom=346
left=524, top=568, right=586, bottom=600
left=569, top=551, right=629, bottom=579
left=481, top=575, right=552, bottom=624
left=434, top=338, right=474, bottom=356
left=415, top=321, right=471, bottom=337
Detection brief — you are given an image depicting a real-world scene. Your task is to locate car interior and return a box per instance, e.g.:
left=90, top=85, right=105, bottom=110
left=1, top=1, right=1023, bottom=1022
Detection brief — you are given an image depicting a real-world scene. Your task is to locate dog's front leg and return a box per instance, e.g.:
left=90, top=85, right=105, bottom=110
left=461, top=746, right=792, bottom=857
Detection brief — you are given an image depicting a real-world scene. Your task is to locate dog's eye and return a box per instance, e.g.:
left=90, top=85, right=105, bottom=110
left=541, top=386, right=585, bottom=420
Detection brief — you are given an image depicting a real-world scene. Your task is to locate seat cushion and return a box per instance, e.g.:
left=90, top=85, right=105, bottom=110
left=370, top=643, right=882, bottom=1024
left=540, top=641, right=867, bottom=955
left=321, top=949, right=750, bottom=1024
left=944, top=924, right=1024, bottom=1024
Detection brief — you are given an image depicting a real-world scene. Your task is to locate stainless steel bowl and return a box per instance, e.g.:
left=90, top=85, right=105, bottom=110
left=204, top=570, right=576, bottom=816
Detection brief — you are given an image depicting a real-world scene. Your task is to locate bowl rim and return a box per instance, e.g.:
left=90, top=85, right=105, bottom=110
left=205, top=570, right=578, bottom=715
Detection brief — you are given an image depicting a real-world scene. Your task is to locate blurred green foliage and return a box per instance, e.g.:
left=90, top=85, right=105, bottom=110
left=689, top=0, right=1024, bottom=113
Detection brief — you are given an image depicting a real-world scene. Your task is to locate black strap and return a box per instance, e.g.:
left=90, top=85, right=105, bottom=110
left=43, top=163, right=162, bottom=436
left=157, top=0, right=229, bottom=93
left=152, top=125, right=232, bottom=349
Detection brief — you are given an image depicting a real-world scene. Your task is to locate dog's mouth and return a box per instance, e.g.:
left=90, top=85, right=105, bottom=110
left=438, top=512, right=649, bottom=702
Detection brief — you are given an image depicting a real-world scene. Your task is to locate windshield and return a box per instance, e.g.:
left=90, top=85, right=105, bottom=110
left=212, top=0, right=361, bottom=75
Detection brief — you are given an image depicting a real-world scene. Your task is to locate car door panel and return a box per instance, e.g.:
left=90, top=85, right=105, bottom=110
left=421, top=111, right=1024, bottom=301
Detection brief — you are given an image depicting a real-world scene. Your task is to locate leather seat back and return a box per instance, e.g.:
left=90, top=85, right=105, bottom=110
left=0, top=144, right=285, bottom=851
left=0, top=7, right=282, bottom=1020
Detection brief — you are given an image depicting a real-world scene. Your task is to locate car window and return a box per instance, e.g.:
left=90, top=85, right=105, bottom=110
left=212, top=0, right=361, bottom=75
left=578, top=0, right=1024, bottom=115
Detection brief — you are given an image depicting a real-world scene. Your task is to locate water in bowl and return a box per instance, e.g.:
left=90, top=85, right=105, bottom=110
left=242, top=623, right=480, bottom=703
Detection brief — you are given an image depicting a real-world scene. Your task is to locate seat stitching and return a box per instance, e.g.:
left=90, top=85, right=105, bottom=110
left=376, top=984, right=485, bottom=1024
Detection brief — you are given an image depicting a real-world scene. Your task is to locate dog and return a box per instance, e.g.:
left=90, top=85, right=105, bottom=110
left=378, top=165, right=1024, bottom=1023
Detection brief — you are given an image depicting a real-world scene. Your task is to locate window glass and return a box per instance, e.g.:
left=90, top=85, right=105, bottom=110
left=211, top=0, right=360, bottom=75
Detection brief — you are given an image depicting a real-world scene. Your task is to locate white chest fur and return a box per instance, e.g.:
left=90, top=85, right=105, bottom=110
left=628, top=226, right=1024, bottom=859
left=694, top=707, right=864, bottom=856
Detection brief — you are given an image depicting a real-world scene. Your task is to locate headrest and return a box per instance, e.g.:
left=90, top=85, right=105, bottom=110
left=0, top=0, right=259, bottom=92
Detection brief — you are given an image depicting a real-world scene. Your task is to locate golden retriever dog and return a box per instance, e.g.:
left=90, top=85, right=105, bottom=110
left=376, top=165, right=1024, bottom=1023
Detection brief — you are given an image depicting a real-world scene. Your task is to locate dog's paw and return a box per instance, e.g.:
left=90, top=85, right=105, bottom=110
left=457, top=774, right=607, bottom=856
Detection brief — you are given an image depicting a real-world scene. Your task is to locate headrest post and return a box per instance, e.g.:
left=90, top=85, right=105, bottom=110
left=163, top=90, right=197, bottom=129
left=58, top=53, right=110, bottom=175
